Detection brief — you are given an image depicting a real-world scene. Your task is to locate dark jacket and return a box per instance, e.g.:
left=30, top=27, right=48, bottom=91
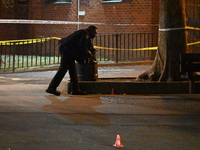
left=59, top=29, right=95, bottom=62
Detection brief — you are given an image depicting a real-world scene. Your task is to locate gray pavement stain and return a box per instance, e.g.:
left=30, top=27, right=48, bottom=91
left=43, top=95, right=110, bottom=126
left=100, top=95, right=200, bottom=114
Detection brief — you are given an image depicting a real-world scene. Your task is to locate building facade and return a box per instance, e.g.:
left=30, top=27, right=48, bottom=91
left=0, top=0, right=159, bottom=40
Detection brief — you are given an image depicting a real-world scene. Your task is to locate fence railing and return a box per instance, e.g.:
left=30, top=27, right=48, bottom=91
left=187, top=30, right=200, bottom=53
left=1, top=31, right=199, bottom=73
left=0, top=33, right=159, bottom=73
left=94, top=33, right=158, bottom=63
left=0, top=38, right=60, bottom=73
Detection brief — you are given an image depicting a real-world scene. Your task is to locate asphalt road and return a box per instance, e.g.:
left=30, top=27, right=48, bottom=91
left=0, top=63, right=200, bottom=150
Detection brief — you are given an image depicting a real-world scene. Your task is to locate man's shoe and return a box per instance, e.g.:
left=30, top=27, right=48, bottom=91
left=46, top=88, right=61, bottom=96
left=71, top=90, right=87, bottom=95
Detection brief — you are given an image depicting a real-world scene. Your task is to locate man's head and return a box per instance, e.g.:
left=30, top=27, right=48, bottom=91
left=87, top=25, right=98, bottom=39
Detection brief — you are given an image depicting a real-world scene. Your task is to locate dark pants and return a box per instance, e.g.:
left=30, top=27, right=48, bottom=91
left=48, top=53, right=79, bottom=92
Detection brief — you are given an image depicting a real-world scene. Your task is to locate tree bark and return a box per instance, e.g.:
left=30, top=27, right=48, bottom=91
left=137, top=0, right=187, bottom=82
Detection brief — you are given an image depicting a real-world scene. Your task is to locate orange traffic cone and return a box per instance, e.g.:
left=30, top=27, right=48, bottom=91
left=113, top=134, right=124, bottom=147
left=111, top=88, right=115, bottom=94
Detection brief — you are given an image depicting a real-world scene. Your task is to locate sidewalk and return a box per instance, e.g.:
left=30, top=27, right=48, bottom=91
left=0, top=61, right=152, bottom=80
left=0, top=61, right=200, bottom=150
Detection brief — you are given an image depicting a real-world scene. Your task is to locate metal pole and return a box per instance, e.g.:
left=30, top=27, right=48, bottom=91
left=12, top=42, right=16, bottom=73
left=116, top=34, right=119, bottom=63
left=77, top=0, right=80, bottom=29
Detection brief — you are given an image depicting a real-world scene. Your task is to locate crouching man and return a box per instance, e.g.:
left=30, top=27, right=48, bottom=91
left=46, top=25, right=98, bottom=96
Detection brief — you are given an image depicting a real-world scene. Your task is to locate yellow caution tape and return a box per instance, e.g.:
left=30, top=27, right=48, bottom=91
left=187, top=41, right=200, bottom=46
left=186, top=26, right=200, bottom=31
left=159, top=26, right=200, bottom=31
left=0, top=35, right=200, bottom=51
left=0, top=37, right=59, bottom=45
left=94, top=46, right=158, bottom=51
left=95, top=40, right=200, bottom=51
left=51, top=37, right=61, bottom=40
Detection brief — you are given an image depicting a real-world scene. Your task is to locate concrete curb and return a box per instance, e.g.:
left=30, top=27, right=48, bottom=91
left=60, top=80, right=200, bottom=95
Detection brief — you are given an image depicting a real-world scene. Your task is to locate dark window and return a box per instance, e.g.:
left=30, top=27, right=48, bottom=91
left=18, top=0, right=29, bottom=5
left=186, top=0, right=200, bottom=27
left=101, top=0, right=123, bottom=3
left=46, top=0, right=72, bottom=4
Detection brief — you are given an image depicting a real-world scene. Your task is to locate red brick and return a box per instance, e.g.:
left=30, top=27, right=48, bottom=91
left=0, top=0, right=160, bottom=40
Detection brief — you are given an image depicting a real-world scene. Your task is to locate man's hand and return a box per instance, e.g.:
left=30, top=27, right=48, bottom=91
left=87, top=50, right=96, bottom=61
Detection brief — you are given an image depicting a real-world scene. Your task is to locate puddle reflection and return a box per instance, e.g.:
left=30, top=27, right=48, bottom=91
left=44, top=95, right=110, bottom=126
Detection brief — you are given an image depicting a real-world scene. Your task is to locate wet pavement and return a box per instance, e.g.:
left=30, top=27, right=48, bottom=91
left=0, top=62, right=152, bottom=81
left=0, top=62, right=200, bottom=150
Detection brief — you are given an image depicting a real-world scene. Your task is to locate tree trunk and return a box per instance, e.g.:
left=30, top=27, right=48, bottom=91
left=137, top=0, right=187, bottom=82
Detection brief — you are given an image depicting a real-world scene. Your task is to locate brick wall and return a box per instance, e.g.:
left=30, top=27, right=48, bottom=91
left=0, top=0, right=159, bottom=40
